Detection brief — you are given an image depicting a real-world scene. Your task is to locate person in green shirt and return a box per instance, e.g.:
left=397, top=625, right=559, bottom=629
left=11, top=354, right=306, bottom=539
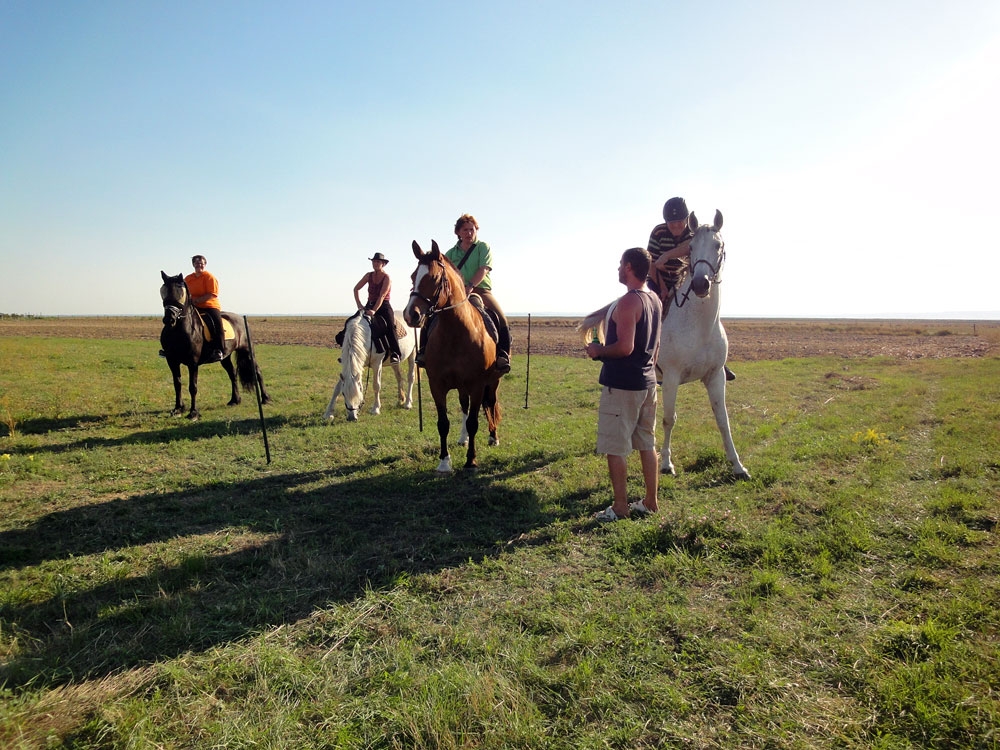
left=417, top=212, right=512, bottom=374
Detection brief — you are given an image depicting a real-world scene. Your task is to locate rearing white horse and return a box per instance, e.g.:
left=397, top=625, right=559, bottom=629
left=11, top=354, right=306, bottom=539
left=323, top=312, right=417, bottom=422
left=658, top=210, right=749, bottom=479
left=579, top=209, right=749, bottom=480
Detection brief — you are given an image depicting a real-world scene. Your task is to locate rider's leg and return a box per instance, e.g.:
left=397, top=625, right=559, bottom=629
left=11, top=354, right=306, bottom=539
left=477, top=289, right=511, bottom=373
left=377, top=303, right=402, bottom=363
left=200, top=308, right=226, bottom=360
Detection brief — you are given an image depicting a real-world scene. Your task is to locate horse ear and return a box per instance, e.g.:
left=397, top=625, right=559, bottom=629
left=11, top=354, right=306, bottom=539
left=430, top=240, right=440, bottom=259
left=161, top=270, right=169, bottom=282
left=412, top=240, right=423, bottom=259
left=688, top=212, right=698, bottom=232
left=713, top=210, right=723, bottom=231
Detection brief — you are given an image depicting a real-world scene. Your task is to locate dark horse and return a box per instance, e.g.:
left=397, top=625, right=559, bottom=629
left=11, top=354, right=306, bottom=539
left=402, top=241, right=502, bottom=473
left=159, top=271, right=270, bottom=420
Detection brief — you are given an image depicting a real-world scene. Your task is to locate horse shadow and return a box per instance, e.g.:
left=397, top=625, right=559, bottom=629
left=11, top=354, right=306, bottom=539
left=0, top=450, right=582, bottom=691
left=9, top=414, right=305, bottom=455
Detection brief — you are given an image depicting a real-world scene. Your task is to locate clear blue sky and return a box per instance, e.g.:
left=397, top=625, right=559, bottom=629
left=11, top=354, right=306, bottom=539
left=3, top=1, right=998, bottom=318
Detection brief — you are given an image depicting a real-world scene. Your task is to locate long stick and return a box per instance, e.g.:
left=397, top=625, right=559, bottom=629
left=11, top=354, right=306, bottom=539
left=416, top=328, right=423, bottom=432
left=417, top=358, right=423, bottom=432
left=243, top=315, right=271, bottom=464
left=524, top=313, right=531, bottom=409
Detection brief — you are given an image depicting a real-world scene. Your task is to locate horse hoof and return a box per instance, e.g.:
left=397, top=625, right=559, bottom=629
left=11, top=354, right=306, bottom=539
left=458, top=439, right=469, bottom=447
left=464, top=463, right=479, bottom=472
left=660, top=467, right=676, bottom=476
left=228, top=399, right=240, bottom=406
left=734, top=470, right=752, bottom=481
left=187, top=412, right=200, bottom=421
left=488, top=436, right=499, bottom=447
left=435, top=457, right=453, bottom=474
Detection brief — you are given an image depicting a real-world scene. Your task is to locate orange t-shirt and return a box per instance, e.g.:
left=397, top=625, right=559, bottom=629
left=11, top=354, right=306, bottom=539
left=184, top=271, right=222, bottom=310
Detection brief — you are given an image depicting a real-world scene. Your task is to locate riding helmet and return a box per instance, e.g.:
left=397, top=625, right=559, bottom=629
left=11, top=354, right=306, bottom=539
left=663, top=197, right=689, bottom=223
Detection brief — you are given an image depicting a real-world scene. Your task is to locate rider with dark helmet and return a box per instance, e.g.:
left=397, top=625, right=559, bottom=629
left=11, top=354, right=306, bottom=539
left=646, top=197, right=736, bottom=381
left=646, top=197, right=693, bottom=304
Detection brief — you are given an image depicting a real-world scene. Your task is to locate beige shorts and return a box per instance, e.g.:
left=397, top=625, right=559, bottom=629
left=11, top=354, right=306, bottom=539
left=596, top=385, right=658, bottom=456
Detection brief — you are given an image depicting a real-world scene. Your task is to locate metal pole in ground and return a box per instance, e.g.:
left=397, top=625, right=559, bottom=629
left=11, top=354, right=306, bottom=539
left=243, top=315, right=271, bottom=464
left=524, top=313, right=532, bottom=409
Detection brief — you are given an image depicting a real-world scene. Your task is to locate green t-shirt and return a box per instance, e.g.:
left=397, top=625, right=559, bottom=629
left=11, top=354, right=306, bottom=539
left=445, top=241, right=493, bottom=291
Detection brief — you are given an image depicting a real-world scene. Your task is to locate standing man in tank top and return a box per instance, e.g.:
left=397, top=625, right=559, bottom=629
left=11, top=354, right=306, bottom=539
left=585, top=247, right=662, bottom=522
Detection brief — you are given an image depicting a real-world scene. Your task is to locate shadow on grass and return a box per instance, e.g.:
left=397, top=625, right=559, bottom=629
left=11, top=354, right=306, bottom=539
left=9, top=414, right=311, bottom=454
left=0, top=451, right=564, bottom=690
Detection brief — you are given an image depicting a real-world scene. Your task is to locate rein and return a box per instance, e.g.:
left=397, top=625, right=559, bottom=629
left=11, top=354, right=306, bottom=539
left=668, top=240, right=725, bottom=311
left=408, top=260, right=470, bottom=315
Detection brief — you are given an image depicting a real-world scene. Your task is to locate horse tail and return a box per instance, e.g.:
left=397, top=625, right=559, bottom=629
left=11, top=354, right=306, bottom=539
left=236, top=348, right=257, bottom=392
left=577, top=302, right=614, bottom=345
left=482, top=381, right=502, bottom=434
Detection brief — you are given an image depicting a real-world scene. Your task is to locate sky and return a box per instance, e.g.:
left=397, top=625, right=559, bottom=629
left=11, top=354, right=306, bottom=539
left=2, top=1, right=999, bottom=319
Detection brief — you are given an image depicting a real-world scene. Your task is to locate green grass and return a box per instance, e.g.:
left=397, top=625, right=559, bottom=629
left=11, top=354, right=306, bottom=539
left=1, top=337, right=999, bottom=748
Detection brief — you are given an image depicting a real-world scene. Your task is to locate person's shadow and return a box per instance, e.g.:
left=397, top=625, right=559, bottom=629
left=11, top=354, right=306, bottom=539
left=0, top=447, right=587, bottom=690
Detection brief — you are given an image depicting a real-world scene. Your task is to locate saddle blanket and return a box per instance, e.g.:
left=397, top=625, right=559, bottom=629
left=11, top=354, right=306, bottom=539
left=197, top=314, right=236, bottom=343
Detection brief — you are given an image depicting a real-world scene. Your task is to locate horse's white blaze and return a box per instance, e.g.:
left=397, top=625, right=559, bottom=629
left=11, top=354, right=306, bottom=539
left=403, top=265, right=432, bottom=325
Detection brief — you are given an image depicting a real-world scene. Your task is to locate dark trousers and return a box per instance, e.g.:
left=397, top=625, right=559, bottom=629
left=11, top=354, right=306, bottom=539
left=371, top=301, right=401, bottom=358
left=198, top=307, right=225, bottom=350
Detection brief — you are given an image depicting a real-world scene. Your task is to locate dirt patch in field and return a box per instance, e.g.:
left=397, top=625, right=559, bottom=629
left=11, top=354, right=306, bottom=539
left=1, top=315, right=997, bottom=361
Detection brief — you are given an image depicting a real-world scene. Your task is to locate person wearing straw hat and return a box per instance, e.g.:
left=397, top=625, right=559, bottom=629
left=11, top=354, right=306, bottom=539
left=352, top=252, right=401, bottom=363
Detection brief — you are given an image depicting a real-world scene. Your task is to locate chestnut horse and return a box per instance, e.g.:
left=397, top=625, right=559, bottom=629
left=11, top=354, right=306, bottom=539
left=403, top=240, right=502, bottom=473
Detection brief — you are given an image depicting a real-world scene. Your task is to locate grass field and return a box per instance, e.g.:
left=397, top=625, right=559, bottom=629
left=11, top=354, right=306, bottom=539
left=1, top=331, right=998, bottom=748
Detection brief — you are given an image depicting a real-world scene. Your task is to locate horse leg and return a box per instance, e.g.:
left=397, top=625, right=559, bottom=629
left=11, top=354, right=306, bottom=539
left=370, top=358, right=383, bottom=415
left=457, top=393, right=471, bottom=446
left=462, top=390, right=484, bottom=470
left=431, top=386, right=452, bottom=473
left=222, top=357, right=240, bottom=406
left=168, top=360, right=185, bottom=416
left=483, top=380, right=501, bottom=447
left=324, top=377, right=344, bottom=421
left=403, top=356, right=416, bottom=410
left=704, top=371, right=751, bottom=480
left=187, top=366, right=201, bottom=421
left=660, top=380, right=679, bottom=475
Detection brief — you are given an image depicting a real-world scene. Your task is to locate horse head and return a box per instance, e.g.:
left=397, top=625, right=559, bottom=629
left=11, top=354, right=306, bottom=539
left=404, top=240, right=452, bottom=327
left=160, top=271, right=189, bottom=326
left=687, top=210, right=725, bottom=298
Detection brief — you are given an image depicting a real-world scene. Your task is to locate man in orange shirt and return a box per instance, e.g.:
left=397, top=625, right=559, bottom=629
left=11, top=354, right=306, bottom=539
left=185, top=255, right=226, bottom=362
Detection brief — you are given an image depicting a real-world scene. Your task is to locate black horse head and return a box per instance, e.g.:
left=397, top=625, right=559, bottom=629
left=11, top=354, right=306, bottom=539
left=160, top=271, right=189, bottom=327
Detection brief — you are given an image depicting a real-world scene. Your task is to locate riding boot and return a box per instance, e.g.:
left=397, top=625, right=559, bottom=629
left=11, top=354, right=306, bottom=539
left=724, top=365, right=736, bottom=381
left=493, top=323, right=512, bottom=374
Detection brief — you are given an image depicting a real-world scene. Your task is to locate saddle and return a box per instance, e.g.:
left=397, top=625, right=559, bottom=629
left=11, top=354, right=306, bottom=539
left=195, top=310, right=235, bottom=342
left=334, top=312, right=407, bottom=354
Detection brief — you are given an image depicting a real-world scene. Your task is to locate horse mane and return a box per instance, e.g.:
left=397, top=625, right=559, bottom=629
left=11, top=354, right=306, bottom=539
left=341, top=314, right=369, bottom=404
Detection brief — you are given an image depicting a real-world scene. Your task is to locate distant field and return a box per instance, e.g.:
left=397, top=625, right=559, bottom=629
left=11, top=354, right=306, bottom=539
left=1, top=315, right=998, bottom=360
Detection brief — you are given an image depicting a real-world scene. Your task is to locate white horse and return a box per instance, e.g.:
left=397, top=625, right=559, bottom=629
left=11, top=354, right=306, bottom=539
left=323, top=311, right=417, bottom=422
left=580, top=210, right=749, bottom=480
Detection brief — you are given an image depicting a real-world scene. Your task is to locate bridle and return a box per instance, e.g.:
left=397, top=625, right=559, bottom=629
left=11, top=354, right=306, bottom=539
left=161, top=282, right=190, bottom=326
left=408, top=259, right=469, bottom=316
left=670, top=233, right=725, bottom=310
